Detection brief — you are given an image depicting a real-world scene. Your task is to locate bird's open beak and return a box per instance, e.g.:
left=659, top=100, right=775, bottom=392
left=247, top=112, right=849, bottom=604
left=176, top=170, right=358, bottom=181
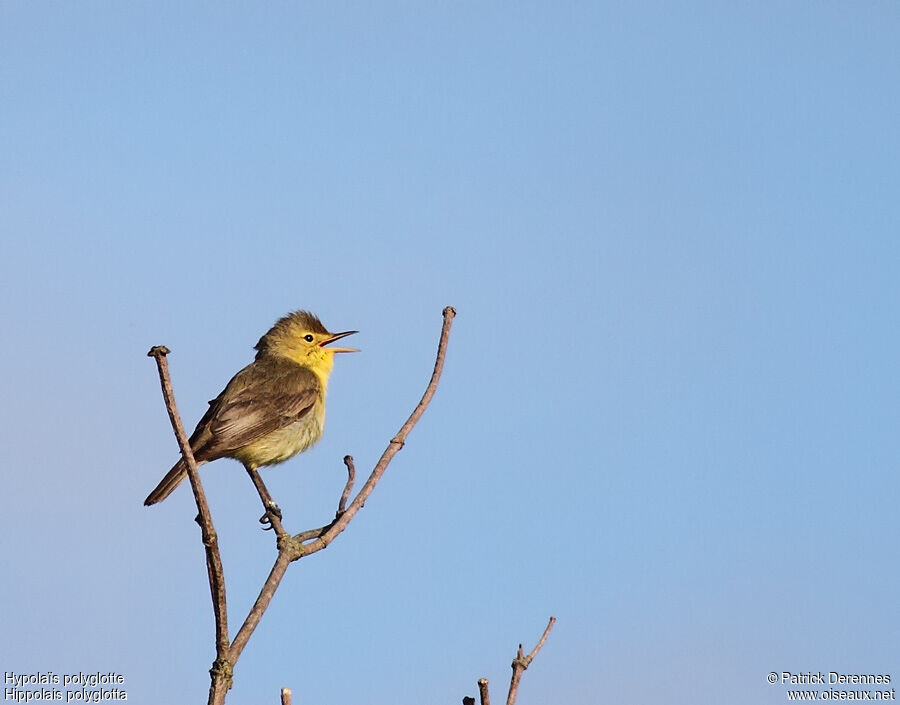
left=320, top=330, right=359, bottom=353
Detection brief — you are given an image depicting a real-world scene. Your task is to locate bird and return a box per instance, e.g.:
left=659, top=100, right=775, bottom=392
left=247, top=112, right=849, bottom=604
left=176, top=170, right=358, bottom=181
left=144, top=310, right=357, bottom=506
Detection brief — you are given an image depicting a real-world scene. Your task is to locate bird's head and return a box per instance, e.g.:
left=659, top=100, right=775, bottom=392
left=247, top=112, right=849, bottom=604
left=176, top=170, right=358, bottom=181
left=255, top=310, right=357, bottom=379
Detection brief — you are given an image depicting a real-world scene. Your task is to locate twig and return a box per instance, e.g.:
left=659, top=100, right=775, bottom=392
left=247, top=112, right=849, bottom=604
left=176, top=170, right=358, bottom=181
left=281, top=687, right=292, bottom=705
left=292, top=525, right=331, bottom=543
left=228, top=550, right=292, bottom=660
left=228, top=306, right=456, bottom=665
left=337, top=455, right=356, bottom=516
left=147, top=346, right=231, bottom=703
left=296, top=306, right=456, bottom=558
left=478, top=678, right=491, bottom=705
left=505, top=617, right=556, bottom=705
left=278, top=456, right=354, bottom=543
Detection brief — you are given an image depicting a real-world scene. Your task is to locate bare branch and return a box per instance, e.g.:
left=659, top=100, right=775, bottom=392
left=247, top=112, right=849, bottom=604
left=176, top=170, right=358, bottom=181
left=229, top=307, right=456, bottom=665
left=523, top=616, right=556, bottom=668
left=229, top=550, right=292, bottom=661
left=292, top=525, right=331, bottom=543
left=337, top=455, right=356, bottom=516
left=478, top=677, right=491, bottom=705
left=505, top=617, right=556, bottom=705
left=297, top=305, right=456, bottom=557
left=147, top=346, right=231, bottom=696
left=280, top=687, right=292, bottom=705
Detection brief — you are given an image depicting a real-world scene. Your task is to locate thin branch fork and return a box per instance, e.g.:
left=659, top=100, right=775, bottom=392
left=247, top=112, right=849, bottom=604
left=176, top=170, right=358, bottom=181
left=472, top=617, right=556, bottom=705
left=506, top=616, right=556, bottom=705
left=149, top=307, right=456, bottom=705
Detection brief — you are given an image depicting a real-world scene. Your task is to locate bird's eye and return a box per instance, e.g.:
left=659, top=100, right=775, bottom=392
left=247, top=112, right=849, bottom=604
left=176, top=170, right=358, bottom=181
left=304, top=334, right=315, bottom=343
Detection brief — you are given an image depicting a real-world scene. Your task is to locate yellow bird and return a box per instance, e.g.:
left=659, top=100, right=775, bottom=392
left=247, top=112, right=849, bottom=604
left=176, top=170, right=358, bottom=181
left=144, top=310, right=357, bottom=506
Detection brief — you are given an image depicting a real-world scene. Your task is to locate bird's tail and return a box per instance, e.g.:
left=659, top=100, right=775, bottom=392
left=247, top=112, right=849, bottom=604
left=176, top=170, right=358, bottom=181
left=144, top=458, right=206, bottom=506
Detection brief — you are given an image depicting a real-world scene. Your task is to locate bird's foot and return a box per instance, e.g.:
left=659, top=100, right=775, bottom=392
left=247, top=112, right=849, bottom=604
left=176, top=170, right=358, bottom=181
left=259, top=502, right=282, bottom=531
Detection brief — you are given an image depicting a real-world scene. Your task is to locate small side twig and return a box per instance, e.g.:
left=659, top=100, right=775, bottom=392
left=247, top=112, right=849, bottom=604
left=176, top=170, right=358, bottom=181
left=336, top=455, right=356, bottom=516
left=505, top=617, right=556, bottom=705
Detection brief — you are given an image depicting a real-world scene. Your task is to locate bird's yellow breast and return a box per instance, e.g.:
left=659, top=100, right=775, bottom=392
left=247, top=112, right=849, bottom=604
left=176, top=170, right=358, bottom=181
left=232, top=397, right=326, bottom=468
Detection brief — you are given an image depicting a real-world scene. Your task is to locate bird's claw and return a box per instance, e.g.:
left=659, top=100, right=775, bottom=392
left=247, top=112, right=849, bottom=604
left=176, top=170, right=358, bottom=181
left=259, top=502, right=282, bottom=531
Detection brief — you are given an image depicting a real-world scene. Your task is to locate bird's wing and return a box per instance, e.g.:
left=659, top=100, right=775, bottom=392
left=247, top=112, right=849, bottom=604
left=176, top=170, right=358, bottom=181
left=190, top=358, right=320, bottom=460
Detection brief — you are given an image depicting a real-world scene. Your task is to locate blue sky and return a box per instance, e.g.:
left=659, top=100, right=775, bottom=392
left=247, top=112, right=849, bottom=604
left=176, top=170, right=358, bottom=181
left=1, top=2, right=898, bottom=703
